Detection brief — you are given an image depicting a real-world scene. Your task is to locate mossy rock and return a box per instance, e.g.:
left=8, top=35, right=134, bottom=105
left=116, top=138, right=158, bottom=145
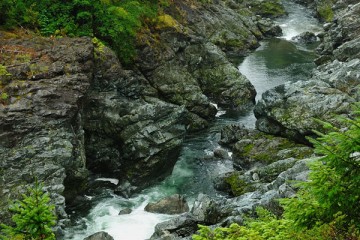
left=247, top=0, right=286, bottom=18
left=316, top=0, right=334, bottom=22
left=224, top=171, right=255, bottom=197
left=232, top=131, right=314, bottom=169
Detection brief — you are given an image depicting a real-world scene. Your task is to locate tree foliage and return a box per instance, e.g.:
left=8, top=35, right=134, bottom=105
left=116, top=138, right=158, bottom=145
left=0, top=0, right=163, bottom=63
left=193, top=104, right=360, bottom=239
left=0, top=180, right=57, bottom=240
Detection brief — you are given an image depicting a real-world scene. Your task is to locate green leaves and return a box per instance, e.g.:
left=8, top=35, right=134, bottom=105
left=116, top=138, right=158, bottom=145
left=0, top=180, right=56, bottom=240
left=0, top=0, right=162, bottom=64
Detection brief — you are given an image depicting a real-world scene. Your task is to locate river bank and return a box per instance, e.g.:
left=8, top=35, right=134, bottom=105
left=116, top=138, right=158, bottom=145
left=63, top=0, right=325, bottom=239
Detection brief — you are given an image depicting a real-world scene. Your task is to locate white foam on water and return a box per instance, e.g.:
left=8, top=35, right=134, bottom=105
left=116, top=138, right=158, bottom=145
left=277, top=1, right=322, bottom=41
left=95, top=178, right=119, bottom=185
left=65, top=195, right=173, bottom=240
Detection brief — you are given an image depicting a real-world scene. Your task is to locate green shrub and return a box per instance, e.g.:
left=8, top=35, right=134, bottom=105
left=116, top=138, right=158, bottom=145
left=0, top=180, right=57, bottom=240
left=0, top=0, right=166, bottom=64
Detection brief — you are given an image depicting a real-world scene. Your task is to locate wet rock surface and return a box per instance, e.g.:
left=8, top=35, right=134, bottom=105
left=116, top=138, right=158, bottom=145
left=292, top=31, right=318, bottom=44
left=254, top=2, right=360, bottom=141
left=145, top=194, right=190, bottom=215
left=83, top=231, right=114, bottom=240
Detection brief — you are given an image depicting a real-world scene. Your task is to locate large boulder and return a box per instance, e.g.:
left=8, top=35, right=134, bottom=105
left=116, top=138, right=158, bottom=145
left=254, top=80, right=354, bottom=142
left=292, top=31, right=318, bottom=44
left=145, top=194, right=189, bottom=215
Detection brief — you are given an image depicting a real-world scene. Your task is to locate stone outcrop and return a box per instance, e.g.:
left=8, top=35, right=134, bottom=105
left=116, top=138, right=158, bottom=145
left=0, top=37, right=93, bottom=228
left=254, top=2, right=360, bottom=142
left=220, top=124, right=313, bottom=170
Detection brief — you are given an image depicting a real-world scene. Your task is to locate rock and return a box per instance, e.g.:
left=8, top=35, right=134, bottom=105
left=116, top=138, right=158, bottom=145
left=220, top=125, right=313, bottom=169
left=119, top=208, right=132, bottom=215
left=83, top=231, right=114, bottom=240
left=191, top=193, right=230, bottom=225
left=150, top=213, right=198, bottom=240
left=150, top=193, right=228, bottom=240
left=312, top=59, right=360, bottom=99
left=292, top=31, right=318, bottom=44
left=256, top=18, right=283, bottom=37
left=0, top=37, right=93, bottom=226
left=213, top=171, right=255, bottom=197
left=253, top=158, right=298, bottom=183
left=333, top=37, right=360, bottom=61
left=254, top=80, right=354, bottom=142
left=145, top=194, right=189, bottom=215
left=243, top=0, right=286, bottom=18
left=184, top=42, right=256, bottom=110
left=213, top=147, right=229, bottom=159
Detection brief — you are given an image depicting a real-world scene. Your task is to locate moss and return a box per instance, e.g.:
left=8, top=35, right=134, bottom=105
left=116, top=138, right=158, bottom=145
left=317, top=0, right=334, bottom=22
left=92, top=37, right=106, bottom=60
left=225, top=172, right=254, bottom=196
left=1, top=92, right=9, bottom=100
left=155, top=14, right=180, bottom=31
left=27, top=63, right=49, bottom=78
left=0, top=64, right=11, bottom=77
left=243, top=143, right=254, bottom=155
left=16, top=53, right=32, bottom=63
left=249, top=0, right=286, bottom=18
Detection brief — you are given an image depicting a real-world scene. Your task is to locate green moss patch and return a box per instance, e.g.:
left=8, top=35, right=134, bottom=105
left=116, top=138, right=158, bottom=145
left=247, top=0, right=286, bottom=18
left=225, top=172, right=254, bottom=196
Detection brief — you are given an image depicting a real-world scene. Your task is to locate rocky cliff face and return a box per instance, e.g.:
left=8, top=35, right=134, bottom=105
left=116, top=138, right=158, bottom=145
left=0, top=37, right=93, bottom=229
left=254, top=1, right=360, bottom=142
left=0, top=0, right=282, bottom=229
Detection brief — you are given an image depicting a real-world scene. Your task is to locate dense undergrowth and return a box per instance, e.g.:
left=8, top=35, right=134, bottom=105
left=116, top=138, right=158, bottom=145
left=193, top=104, right=360, bottom=239
left=0, top=0, right=170, bottom=64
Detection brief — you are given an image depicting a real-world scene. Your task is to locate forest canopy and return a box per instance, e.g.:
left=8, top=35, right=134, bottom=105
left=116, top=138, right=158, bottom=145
left=0, top=0, right=168, bottom=63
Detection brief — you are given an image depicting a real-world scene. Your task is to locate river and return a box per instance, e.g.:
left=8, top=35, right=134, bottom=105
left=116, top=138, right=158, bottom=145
left=63, top=1, right=321, bottom=239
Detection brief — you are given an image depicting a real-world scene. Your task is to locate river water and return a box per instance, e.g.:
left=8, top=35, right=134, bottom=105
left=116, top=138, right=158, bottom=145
left=63, top=1, right=321, bottom=239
